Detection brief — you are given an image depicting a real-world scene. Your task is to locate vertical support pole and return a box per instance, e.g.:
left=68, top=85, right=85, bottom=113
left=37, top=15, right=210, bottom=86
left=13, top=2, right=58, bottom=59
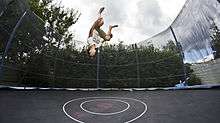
left=0, top=0, right=6, bottom=16
left=135, top=44, right=140, bottom=88
left=52, top=56, right=56, bottom=88
left=170, top=26, right=187, bottom=82
left=0, top=11, right=27, bottom=81
left=0, top=51, right=2, bottom=78
left=96, top=47, right=100, bottom=88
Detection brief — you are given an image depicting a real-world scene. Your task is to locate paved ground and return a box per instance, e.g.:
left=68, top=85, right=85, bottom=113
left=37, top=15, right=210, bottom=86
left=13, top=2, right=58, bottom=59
left=0, top=89, right=220, bottom=123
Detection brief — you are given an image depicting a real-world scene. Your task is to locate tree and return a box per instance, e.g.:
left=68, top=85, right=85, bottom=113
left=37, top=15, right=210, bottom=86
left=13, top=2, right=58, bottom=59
left=23, top=0, right=81, bottom=86
left=29, top=0, right=81, bottom=48
left=0, top=0, right=81, bottom=86
left=163, top=40, right=178, bottom=53
left=210, top=22, right=220, bottom=58
left=1, top=0, right=201, bottom=88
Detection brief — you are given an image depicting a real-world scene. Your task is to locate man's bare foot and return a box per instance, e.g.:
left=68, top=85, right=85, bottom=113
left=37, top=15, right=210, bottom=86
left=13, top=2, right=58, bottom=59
left=110, top=25, right=119, bottom=29
left=99, top=7, right=105, bottom=15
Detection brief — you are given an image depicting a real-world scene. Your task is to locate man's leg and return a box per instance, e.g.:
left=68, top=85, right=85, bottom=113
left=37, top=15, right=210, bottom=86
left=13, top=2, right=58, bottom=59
left=104, top=25, right=118, bottom=41
left=107, top=25, right=118, bottom=35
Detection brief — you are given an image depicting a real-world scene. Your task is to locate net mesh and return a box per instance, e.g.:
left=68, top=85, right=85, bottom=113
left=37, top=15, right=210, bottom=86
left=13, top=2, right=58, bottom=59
left=138, top=0, right=220, bottom=84
left=0, top=0, right=219, bottom=88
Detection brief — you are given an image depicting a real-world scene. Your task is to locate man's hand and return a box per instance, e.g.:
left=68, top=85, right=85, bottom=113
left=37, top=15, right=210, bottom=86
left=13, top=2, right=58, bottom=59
left=89, top=47, right=96, bottom=56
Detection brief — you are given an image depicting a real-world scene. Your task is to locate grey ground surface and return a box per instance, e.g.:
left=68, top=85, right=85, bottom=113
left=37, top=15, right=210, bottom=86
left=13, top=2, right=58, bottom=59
left=0, top=89, right=220, bottom=123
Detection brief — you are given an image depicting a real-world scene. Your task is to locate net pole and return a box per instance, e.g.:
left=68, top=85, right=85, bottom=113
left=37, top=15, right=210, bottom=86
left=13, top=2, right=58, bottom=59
left=96, top=47, right=100, bottom=88
left=0, top=0, right=7, bottom=16
left=170, top=26, right=187, bottom=82
left=0, top=11, right=27, bottom=81
left=135, top=44, right=141, bottom=88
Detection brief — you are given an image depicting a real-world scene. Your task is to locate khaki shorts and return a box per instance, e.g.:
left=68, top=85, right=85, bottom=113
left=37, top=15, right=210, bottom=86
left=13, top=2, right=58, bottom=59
left=87, top=36, right=103, bottom=47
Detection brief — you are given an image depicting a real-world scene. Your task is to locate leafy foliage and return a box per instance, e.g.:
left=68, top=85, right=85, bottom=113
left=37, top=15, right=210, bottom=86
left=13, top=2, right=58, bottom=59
left=0, top=0, right=201, bottom=88
left=211, top=22, right=220, bottom=58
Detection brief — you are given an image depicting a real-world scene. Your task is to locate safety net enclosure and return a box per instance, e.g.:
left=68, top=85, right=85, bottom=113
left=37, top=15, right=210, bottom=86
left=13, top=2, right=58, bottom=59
left=138, top=0, right=220, bottom=84
left=0, top=0, right=220, bottom=88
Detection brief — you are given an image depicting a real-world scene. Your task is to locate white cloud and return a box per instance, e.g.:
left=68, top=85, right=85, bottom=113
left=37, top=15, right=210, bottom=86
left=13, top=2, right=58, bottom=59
left=56, top=0, right=186, bottom=45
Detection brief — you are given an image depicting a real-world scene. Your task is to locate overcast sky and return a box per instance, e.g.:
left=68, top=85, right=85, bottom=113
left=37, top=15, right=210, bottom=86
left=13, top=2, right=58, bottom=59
left=58, top=0, right=186, bottom=45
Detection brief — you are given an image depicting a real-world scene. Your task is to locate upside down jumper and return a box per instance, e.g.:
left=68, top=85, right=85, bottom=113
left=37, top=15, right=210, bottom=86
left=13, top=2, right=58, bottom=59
left=87, top=7, right=118, bottom=57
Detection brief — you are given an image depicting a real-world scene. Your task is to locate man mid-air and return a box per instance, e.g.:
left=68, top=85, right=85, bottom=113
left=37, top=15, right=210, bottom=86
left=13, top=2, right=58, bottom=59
left=87, top=7, right=118, bottom=57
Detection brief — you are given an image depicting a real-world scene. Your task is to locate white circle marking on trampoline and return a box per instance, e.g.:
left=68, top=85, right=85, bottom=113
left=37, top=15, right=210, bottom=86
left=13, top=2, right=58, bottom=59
left=80, top=99, right=130, bottom=115
left=63, top=97, right=148, bottom=123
